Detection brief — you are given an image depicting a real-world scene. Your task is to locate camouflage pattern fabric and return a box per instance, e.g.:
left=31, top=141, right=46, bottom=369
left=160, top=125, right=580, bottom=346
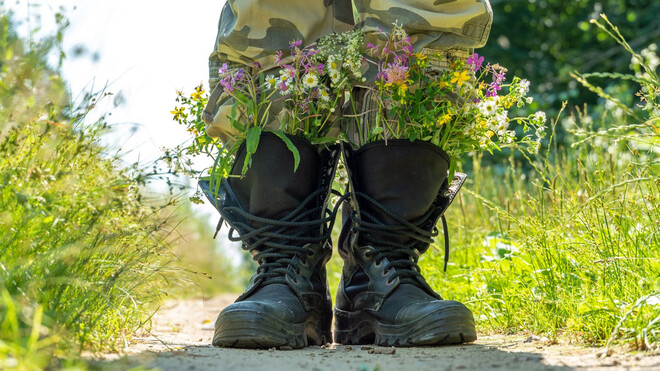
left=205, top=0, right=492, bottom=140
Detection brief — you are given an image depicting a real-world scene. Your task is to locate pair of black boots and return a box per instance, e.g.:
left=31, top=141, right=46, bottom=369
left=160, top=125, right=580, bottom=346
left=201, top=132, right=475, bottom=348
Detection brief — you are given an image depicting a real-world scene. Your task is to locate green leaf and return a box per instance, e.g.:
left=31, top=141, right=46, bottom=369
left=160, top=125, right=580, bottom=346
left=311, top=136, right=340, bottom=145
left=448, top=157, right=457, bottom=182
left=370, top=127, right=383, bottom=136
left=246, top=126, right=262, bottom=155
left=268, top=130, right=301, bottom=172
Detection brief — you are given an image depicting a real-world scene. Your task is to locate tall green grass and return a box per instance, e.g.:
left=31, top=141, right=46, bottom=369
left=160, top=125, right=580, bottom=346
left=421, top=15, right=659, bottom=350
left=0, top=13, right=181, bottom=369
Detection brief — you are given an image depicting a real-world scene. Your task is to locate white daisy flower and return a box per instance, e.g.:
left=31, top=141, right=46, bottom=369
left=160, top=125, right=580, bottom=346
left=264, top=75, right=277, bottom=89
left=319, top=88, right=331, bottom=102
left=303, top=73, right=318, bottom=89
left=517, top=79, right=530, bottom=96
left=533, top=111, right=547, bottom=124
left=496, top=122, right=507, bottom=135
left=479, top=99, right=497, bottom=117
left=329, top=70, right=341, bottom=83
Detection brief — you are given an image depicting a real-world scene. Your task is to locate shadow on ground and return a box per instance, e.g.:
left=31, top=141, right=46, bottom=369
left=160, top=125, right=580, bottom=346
left=93, top=342, right=573, bottom=371
left=89, top=296, right=655, bottom=371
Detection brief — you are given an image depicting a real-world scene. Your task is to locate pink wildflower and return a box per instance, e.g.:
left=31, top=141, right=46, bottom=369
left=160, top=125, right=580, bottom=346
left=466, top=53, right=484, bottom=72
left=384, top=63, right=409, bottom=84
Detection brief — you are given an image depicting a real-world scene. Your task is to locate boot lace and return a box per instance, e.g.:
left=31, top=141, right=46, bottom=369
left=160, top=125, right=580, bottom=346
left=216, top=189, right=342, bottom=285
left=348, top=191, right=450, bottom=282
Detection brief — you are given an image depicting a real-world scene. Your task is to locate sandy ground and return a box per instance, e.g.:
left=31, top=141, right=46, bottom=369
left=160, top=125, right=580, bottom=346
left=94, top=295, right=660, bottom=371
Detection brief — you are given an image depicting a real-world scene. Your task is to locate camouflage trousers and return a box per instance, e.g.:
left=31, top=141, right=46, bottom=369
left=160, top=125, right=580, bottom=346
left=205, top=0, right=493, bottom=142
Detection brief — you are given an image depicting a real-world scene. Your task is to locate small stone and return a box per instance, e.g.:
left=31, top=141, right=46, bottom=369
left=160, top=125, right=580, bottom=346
left=523, top=336, right=540, bottom=343
left=269, top=347, right=276, bottom=352
left=279, top=346, right=293, bottom=351
left=200, top=323, right=215, bottom=331
left=368, top=346, right=396, bottom=355
left=345, top=345, right=353, bottom=351
left=361, top=346, right=373, bottom=351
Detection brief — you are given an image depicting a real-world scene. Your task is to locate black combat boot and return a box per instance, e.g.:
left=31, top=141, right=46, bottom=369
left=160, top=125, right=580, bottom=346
left=333, top=139, right=476, bottom=346
left=200, top=132, right=339, bottom=348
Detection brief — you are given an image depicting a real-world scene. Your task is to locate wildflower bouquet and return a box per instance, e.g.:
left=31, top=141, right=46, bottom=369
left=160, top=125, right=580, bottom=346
left=362, top=24, right=548, bottom=175
left=204, top=31, right=365, bottom=177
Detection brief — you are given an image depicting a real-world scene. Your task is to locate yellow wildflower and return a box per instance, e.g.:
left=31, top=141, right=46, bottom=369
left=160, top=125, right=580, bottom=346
left=450, top=70, right=470, bottom=86
left=415, top=53, right=428, bottom=67
left=502, top=96, right=515, bottom=109
left=190, top=86, right=206, bottom=101
left=171, top=107, right=185, bottom=120
left=437, top=113, right=453, bottom=126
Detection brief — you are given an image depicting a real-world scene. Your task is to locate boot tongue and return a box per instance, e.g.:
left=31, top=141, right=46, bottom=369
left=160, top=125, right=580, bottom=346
left=351, top=140, right=449, bottom=225
left=229, top=133, right=320, bottom=220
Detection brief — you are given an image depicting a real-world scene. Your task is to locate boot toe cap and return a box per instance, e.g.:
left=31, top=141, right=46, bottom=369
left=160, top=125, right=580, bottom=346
left=395, top=299, right=473, bottom=324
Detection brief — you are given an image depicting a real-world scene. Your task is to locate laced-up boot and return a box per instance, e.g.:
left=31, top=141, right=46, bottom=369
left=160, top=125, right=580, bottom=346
left=334, top=139, right=476, bottom=346
left=200, top=132, right=340, bottom=348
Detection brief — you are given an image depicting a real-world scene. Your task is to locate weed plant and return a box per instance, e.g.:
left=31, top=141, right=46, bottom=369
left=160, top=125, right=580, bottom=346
left=419, top=15, right=659, bottom=351
left=0, top=13, right=178, bottom=369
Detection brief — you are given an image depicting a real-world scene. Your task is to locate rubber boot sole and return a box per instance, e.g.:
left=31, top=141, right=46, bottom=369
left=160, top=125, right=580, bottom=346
left=333, top=303, right=477, bottom=346
left=213, top=308, right=331, bottom=349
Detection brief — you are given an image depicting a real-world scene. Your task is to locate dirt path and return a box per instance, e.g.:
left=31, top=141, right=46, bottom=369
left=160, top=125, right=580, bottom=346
left=95, top=295, right=659, bottom=370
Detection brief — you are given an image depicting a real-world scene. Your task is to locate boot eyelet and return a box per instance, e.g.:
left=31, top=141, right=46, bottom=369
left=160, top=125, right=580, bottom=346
left=374, top=259, right=383, bottom=268
left=382, top=268, right=391, bottom=277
